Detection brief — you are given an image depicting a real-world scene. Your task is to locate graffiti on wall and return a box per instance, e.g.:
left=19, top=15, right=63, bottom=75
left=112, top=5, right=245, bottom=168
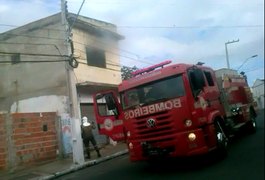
left=61, top=114, right=72, bottom=155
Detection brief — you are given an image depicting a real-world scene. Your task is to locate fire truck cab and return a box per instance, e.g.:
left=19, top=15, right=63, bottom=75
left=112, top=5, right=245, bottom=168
left=93, top=61, right=257, bottom=161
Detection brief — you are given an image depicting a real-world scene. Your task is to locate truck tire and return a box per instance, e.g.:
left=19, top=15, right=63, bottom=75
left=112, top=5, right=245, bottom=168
left=214, top=121, right=228, bottom=157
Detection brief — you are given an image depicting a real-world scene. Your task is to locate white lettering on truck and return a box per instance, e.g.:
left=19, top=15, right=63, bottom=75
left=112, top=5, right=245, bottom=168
left=124, top=98, right=181, bottom=119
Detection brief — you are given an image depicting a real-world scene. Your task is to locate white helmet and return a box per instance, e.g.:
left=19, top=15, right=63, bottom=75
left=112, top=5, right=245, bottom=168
left=82, top=116, right=90, bottom=126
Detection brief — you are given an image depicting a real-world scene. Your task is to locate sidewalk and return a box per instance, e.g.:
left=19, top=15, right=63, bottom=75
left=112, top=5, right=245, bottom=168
left=0, top=142, right=128, bottom=180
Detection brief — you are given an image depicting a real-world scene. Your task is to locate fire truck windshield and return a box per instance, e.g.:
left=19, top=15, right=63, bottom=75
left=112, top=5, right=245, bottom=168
left=121, top=75, right=185, bottom=110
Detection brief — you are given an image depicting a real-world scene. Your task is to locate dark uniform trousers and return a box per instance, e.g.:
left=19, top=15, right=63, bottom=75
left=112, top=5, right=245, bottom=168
left=82, top=125, right=101, bottom=158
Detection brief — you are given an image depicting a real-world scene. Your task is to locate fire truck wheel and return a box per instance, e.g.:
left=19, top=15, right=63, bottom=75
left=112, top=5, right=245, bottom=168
left=214, top=121, right=228, bottom=157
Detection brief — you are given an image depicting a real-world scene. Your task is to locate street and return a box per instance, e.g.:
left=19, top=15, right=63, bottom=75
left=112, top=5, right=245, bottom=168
left=56, top=111, right=264, bottom=180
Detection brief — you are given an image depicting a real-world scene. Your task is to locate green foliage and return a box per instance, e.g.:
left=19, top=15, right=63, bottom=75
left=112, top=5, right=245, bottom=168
left=121, top=66, right=139, bottom=80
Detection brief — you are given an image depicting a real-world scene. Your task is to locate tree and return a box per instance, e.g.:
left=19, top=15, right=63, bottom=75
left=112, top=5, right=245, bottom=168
left=121, top=66, right=139, bottom=80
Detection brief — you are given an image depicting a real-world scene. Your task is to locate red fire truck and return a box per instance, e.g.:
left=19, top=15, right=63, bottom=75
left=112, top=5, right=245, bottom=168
left=93, top=60, right=257, bottom=161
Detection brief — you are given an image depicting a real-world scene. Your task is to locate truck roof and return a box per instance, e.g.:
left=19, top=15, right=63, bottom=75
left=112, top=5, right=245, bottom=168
left=118, top=62, right=213, bottom=92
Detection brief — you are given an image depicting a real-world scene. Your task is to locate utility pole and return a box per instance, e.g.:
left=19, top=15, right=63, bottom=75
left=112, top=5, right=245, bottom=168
left=61, top=0, right=84, bottom=165
left=225, top=39, right=239, bottom=69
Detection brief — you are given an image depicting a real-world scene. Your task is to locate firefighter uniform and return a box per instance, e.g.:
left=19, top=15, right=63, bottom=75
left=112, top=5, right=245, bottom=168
left=81, top=117, right=101, bottom=159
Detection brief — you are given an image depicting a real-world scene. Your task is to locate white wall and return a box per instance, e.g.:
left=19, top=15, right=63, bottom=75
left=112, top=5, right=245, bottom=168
left=10, top=95, right=69, bottom=114
left=252, top=80, right=265, bottom=109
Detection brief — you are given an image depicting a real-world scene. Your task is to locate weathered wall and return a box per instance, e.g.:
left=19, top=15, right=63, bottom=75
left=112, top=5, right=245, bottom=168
left=0, top=112, right=58, bottom=170
left=0, top=14, right=123, bottom=162
left=0, top=15, right=69, bottom=113
left=0, top=114, right=7, bottom=170
left=252, top=79, right=265, bottom=109
left=72, top=27, right=122, bottom=86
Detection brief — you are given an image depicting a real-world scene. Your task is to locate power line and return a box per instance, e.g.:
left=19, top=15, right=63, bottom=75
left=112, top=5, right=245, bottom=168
left=77, top=56, right=121, bottom=67
left=0, top=33, right=140, bottom=59
left=0, top=33, right=65, bottom=41
left=1, top=23, right=263, bottom=30
left=0, top=25, right=140, bottom=58
left=68, top=0, right=262, bottom=6
left=0, top=24, right=17, bottom=28
left=0, top=39, right=141, bottom=63
left=0, top=24, right=65, bottom=33
left=78, top=60, right=120, bottom=72
left=0, top=42, right=64, bottom=56
left=0, top=59, right=68, bottom=64
left=0, top=33, right=147, bottom=65
left=74, top=41, right=153, bottom=65
left=0, top=51, right=67, bottom=57
left=116, top=25, right=264, bottom=29
left=77, top=57, right=141, bottom=71
left=69, top=0, right=86, bottom=31
left=77, top=35, right=140, bottom=58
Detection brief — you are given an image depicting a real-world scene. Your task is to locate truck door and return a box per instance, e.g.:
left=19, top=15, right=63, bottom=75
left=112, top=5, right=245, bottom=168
left=93, top=91, right=125, bottom=141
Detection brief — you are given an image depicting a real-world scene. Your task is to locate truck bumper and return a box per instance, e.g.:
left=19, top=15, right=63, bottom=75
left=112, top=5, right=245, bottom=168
left=128, top=129, right=209, bottom=162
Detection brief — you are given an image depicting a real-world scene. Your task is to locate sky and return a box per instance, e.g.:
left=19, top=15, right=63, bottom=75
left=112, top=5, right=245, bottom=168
left=0, top=0, right=264, bottom=86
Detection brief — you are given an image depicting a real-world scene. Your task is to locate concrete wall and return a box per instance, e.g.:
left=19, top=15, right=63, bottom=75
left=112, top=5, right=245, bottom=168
left=252, top=79, right=265, bottom=109
left=0, top=14, right=69, bottom=114
left=0, top=13, right=123, bottom=165
left=0, top=13, right=122, bottom=114
left=72, top=27, right=122, bottom=85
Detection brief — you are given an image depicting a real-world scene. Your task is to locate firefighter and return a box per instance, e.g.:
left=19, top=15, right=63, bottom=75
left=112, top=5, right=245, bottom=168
left=81, top=116, right=101, bottom=159
left=129, top=92, right=140, bottom=106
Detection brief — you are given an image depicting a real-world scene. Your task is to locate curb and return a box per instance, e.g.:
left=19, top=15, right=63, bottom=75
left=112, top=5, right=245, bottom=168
left=39, top=149, right=128, bottom=180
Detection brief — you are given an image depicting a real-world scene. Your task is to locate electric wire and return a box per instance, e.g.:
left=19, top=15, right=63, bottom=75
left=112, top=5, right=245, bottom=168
left=78, top=60, right=120, bottom=72
left=73, top=41, right=153, bottom=65
left=69, top=0, right=86, bottom=31
left=0, top=59, right=68, bottom=63
left=0, top=42, right=64, bottom=56
left=0, top=51, right=67, bottom=57
left=1, top=23, right=263, bottom=30
left=0, top=33, right=65, bottom=41
left=0, top=27, right=142, bottom=63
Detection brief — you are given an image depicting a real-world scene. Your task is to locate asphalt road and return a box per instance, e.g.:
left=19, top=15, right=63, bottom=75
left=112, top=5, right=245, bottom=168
left=56, top=111, right=264, bottom=180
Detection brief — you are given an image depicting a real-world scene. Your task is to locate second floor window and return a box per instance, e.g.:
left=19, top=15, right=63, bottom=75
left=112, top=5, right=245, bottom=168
left=86, top=47, right=106, bottom=68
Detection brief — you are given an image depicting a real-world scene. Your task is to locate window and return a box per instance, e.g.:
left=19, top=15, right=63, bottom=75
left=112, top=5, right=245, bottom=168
left=96, top=93, right=118, bottom=116
left=121, top=75, right=185, bottom=110
left=11, top=53, right=20, bottom=64
left=204, top=71, right=214, bottom=86
left=188, top=68, right=205, bottom=98
left=86, top=47, right=106, bottom=68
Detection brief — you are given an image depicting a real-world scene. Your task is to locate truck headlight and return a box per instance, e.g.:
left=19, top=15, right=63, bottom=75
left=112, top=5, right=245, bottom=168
left=188, top=133, right=196, bottom=141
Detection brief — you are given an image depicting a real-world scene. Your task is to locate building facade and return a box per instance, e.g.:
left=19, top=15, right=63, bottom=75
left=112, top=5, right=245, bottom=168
left=252, top=79, right=264, bottom=110
left=0, top=13, right=123, bottom=170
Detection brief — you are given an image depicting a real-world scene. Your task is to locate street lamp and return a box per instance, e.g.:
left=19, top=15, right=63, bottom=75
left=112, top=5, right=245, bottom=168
left=225, top=39, right=240, bottom=69
left=237, top=54, right=258, bottom=71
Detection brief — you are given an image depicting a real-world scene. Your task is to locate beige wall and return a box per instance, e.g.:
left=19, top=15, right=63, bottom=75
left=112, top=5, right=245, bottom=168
left=72, top=27, right=122, bottom=85
left=0, top=14, right=122, bottom=113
